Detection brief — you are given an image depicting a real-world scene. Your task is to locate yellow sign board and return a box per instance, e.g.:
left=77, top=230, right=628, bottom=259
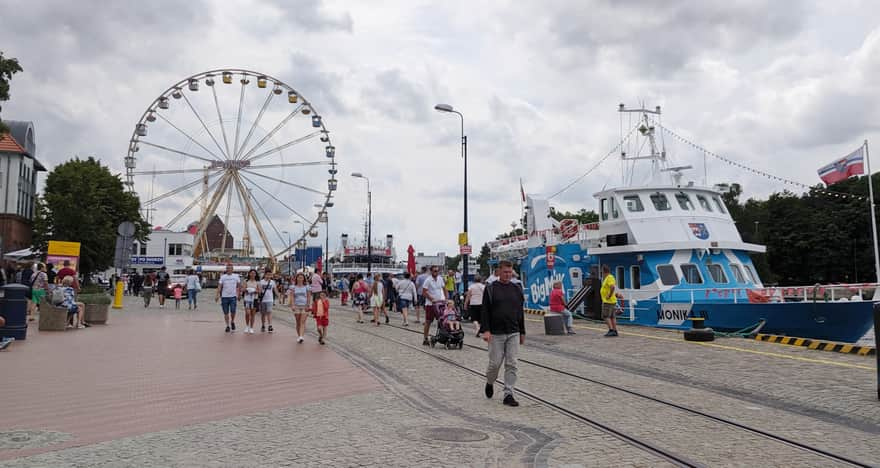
left=48, top=241, right=81, bottom=257
left=458, top=232, right=468, bottom=246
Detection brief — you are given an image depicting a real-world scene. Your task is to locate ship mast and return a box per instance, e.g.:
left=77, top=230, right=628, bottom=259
left=618, top=103, right=668, bottom=185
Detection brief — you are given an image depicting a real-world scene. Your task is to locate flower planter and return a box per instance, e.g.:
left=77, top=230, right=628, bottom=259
left=83, top=303, right=109, bottom=324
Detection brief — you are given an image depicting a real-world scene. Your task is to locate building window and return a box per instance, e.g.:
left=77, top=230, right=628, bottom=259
left=168, top=243, right=183, bottom=256
left=140, top=243, right=147, bottom=255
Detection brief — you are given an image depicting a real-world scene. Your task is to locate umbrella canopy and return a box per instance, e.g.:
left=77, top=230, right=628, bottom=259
left=406, top=245, right=416, bottom=276
left=3, top=248, right=38, bottom=261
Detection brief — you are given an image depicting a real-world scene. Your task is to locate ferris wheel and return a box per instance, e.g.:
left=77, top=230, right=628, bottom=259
left=124, top=69, right=337, bottom=262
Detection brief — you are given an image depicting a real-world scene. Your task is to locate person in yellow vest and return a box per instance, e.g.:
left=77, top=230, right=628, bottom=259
left=600, top=264, right=622, bottom=337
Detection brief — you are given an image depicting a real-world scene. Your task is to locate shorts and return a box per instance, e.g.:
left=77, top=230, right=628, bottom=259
left=398, top=298, right=412, bottom=309
left=32, top=289, right=46, bottom=305
left=370, top=295, right=383, bottom=308
left=244, top=299, right=254, bottom=309
left=314, top=314, right=329, bottom=327
left=354, top=292, right=367, bottom=307
left=416, top=295, right=425, bottom=307
left=156, top=283, right=168, bottom=296
left=221, top=297, right=237, bottom=314
left=601, top=302, right=617, bottom=319
left=425, top=304, right=439, bottom=323
left=259, top=302, right=272, bottom=314
left=467, top=304, right=482, bottom=322
left=67, top=304, right=79, bottom=315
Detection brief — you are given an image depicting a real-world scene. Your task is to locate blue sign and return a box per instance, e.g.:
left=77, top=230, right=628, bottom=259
left=131, top=256, right=165, bottom=265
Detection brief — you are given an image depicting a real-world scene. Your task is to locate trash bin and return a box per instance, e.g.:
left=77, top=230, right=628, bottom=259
left=0, top=284, right=30, bottom=340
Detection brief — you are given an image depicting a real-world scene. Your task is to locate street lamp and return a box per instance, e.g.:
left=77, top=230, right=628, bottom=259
left=351, top=172, right=372, bottom=274
left=281, top=230, right=292, bottom=276
left=434, top=103, right=469, bottom=294
left=293, top=220, right=307, bottom=273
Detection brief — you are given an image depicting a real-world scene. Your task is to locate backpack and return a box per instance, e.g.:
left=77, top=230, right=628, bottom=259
left=51, top=287, right=65, bottom=306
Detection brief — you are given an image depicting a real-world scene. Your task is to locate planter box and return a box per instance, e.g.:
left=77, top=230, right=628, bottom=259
left=39, top=305, right=69, bottom=331
left=84, top=303, right=109, bottom=324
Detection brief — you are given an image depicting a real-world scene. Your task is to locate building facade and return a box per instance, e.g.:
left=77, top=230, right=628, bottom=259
left=0, top=121, right=45, bottom=254
left=130, top=228, right=195, bottom=273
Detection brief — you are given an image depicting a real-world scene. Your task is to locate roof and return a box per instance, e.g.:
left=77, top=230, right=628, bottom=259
left=0, top=133, right=27, bottom=154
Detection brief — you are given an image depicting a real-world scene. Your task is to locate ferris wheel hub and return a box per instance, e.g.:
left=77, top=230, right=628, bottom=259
left=209, top=160, right=251, bottom=170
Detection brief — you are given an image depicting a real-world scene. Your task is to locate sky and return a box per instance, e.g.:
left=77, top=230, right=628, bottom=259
left=2, top=0, right=880, bottom=258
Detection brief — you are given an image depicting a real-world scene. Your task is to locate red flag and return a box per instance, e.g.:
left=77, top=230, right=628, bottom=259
left=817, top=146, right=865, bottom=185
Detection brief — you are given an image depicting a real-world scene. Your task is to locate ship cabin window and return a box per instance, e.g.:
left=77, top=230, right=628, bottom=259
left=680, top=263, right=703, bottom=284
left=610, top=197, right=620, bottom=219
left=600, top=198, right=609, bottom=221
left=744, top=265, right=758, bottom=283
left=630, top=266, right=641, bottom=289
left=712, top=196, right=727, bottom=214
left=656, top=264, right=679, bottom=285
left=696, top=194, right=713, bottom=212
left=650, top=192, right=671, bottom=211
left=707, top=264, right=728, bottom=283
left=615, top=266, right=626, bottom=288
left=675, top=192, right=695, bottom=211
left=624, top=195, right=644, bottom=212
left=729, top=264, right=746, bottom=283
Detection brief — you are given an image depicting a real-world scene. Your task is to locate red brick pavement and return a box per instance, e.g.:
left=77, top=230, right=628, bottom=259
left=0, top=298, right=380, bottom=460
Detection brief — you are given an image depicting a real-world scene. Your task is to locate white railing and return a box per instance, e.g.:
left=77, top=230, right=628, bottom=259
left=620, top=282, right=879, bottom=306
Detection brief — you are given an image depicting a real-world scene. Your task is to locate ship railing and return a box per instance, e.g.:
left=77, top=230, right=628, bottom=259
left=621, top=282, right=879, bottom=307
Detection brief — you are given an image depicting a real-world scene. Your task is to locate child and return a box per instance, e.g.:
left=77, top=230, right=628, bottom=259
left=443, top=299, right=461, bottom=331
left=313, top=290, right=330, bottom=345
left=549, top=281, right=575, bottom=334
left=173, top=284, right=183, bottom=309
left=60, top=276, right=85, bottom=329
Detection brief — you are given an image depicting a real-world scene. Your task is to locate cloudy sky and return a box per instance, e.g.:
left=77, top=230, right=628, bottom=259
left=2, top=0, right=880, bottom=257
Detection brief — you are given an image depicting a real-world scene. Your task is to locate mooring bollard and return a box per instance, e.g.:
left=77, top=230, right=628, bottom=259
left=683, top=315, right=714, bottom=342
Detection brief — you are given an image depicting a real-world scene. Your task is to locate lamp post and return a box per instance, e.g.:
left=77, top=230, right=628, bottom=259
left=315, top=204, right=330, bottom=274
left=351, top=173, right=372, bottom=274
left=434, top=103, right=469, bottom=294
left=281, top=230, right=292, bottom=276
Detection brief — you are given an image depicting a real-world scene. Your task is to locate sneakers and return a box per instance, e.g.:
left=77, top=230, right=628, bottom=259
left=261, top=325, right=266, bottom=333
left=403, top=322, right=409, bottom=327
left=319, top=337, right=325, bottom=345
left=225, top=326, right=231, bottom=333
left=603, top=330, right=619, bottom=337
left=485, top=383, right=494, bottom=399
left=503, top=395, right=520, bottom=407
left=230, top=322, right=236, bottom=331
left=268, top=325, right=274, bottom=333
left=422, top=338, right=430, bottom=346
left=385, top=316, right=389, bottom=324
left=297, top=336, right=304, bottom=343
left=567, top=330, right=576, bottom=335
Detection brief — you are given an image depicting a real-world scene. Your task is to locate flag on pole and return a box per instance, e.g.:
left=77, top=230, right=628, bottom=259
left=520, top=178, right=526, bottom=202
left=817, top=146, right=865, bottom=185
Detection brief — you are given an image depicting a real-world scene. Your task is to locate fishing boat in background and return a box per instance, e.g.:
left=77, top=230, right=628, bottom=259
left=490, top=105, right=877, bottom=343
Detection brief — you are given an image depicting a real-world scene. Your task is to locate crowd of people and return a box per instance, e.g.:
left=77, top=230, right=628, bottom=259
left=0, top=259, right=88, bottom=329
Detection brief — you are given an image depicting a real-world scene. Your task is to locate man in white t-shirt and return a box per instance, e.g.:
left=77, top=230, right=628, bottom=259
left=215, top=263, right=242, bottom=333
left=420, top=265, right=447, bottom=346
left=259, top=267, right=279, bottom=333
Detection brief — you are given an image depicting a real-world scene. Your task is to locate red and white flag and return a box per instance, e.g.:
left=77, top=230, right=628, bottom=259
left=817, top=146, right=865, bottom=185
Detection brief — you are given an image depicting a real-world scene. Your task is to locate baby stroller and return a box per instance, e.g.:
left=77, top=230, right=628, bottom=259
left=430, top=301, right=464, bottom=349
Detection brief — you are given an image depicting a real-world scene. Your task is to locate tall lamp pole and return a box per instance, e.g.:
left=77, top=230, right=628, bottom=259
left=434, top=103, right=469, bottom=294
left=351, top=173, right=372, bottom=275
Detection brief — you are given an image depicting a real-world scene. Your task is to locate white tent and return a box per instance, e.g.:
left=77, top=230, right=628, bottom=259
left=3, top=248, right=38, bottom=261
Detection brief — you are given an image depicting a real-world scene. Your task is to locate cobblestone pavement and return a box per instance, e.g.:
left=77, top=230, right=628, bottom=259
left=326, top=308, right=877, bottom=467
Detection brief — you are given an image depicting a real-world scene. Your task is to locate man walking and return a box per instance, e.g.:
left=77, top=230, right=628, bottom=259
left=215, top=263, right=241, bottom=333
left=600, top=264, right=621, bottom=337
left=155, top=266, right=170, bottom=309
left=420, top=266, right=446, bottom=346
left=480, top=260, right=525, bottom=407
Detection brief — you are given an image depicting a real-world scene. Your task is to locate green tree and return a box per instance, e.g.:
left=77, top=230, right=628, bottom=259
left=0, top=52, right=23, bottom=136
left=476, top=243, right=491, bottom=276
left=35, top=157, right=150, bottom=282
left=549, top=207, right=599, bottom=224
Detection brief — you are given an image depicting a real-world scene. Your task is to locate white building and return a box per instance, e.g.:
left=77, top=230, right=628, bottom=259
left=130, top=228, right=195, bottom=273
left=414, top=252, right=446, bottom=272
left=0, top=121, right=45, bottom=254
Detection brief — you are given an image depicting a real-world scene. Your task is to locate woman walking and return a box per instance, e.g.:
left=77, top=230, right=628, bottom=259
left=30, top=263, right=49, bottom=318
left=465, top=275, right=486, bottom=337
left=395, top=272, right=417, bottom=326
left=369, top=275, right=384, bottom=327
left=289, top=272, right=310, bottom=342
left=243, top=269, right=260, bottom=334
left=352, top=274, right=368, bottom=323
left=142, top=272, right=155, bottom=307
left=185, top=269, right=201, bottom=310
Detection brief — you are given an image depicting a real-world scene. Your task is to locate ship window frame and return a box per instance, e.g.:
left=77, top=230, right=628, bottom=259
left=712, top=196, right=727, bottom=214
left=696, top=194, right=713, bottom=212
left=744, top=265, right=758, bottom=283
left=631, top=265, right=641, bottom=289
left=611, top=197, right=620, bottom=219
left=656, top=264, right=679, bottom=285
left=680, top=263, right=704, bottom=284
left=623, top=195, right=645, bottom=212
left=675, top=192, right=695, bottom=211
left=729, top=263, right=746, bottom=283
left=650, top=192, right=671, bottom=211
left=707, top=264, right=728, bottom=283
left=600, top=198, right=609, bottom=221
left=615, top=266, right=626, bottom=288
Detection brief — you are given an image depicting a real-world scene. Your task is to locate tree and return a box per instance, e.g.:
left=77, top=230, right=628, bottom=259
left=476, top=243, right=491, bottom=276
left=0, top=52, right=23, bottom=136
left=445, top=254, right=461, bottom=271
left=34, top=157, right=150, bottom=282
left=549, top=207, right=599, bottom=224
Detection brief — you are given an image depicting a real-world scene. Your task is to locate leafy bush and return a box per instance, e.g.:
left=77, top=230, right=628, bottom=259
left=78, top=293, right=111, bottom=304
left=79, top=284, right=107, bottom=295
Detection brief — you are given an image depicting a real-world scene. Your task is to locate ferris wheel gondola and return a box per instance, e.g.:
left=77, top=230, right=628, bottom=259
left=125, top=69, right=337, bottom=264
